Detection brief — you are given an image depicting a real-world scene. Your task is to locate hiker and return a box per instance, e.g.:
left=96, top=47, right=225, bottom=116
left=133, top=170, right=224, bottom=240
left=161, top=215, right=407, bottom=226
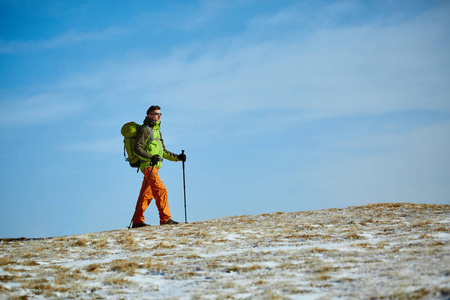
left=131, top=105, right=186, bottom=228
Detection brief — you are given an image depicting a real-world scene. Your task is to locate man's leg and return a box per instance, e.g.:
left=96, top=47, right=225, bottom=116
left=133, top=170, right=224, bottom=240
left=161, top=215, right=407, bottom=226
left=133, top=167, right=154, bottom=225
left=149, top=168, right=171, bottom=224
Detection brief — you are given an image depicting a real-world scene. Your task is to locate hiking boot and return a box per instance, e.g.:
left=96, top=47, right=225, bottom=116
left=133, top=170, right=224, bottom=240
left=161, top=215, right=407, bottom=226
left=132, top=222, right=150, bottom=228
left=160, top=219, right=179, bottom=225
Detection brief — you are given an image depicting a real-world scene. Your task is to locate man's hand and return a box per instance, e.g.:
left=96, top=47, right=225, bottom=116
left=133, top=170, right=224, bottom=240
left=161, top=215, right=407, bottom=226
left=177, top=152, right=186, bottom=162
left=150, top=155, right=162, bottom=166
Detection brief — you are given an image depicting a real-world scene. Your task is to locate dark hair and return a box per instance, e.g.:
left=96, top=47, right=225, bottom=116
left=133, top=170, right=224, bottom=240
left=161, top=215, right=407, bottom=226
left=146, top=105, right=161, bottom=115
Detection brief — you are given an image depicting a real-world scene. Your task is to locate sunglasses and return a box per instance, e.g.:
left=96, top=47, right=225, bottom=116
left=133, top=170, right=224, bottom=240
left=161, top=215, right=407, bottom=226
left=152, top=113, right=162, bottom=116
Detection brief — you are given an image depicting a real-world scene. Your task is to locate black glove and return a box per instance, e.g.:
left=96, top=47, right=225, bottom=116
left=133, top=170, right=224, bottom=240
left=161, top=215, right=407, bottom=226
left=177, top=152, right=186, bottom=162
left=150, top=155, right=162, bottom=166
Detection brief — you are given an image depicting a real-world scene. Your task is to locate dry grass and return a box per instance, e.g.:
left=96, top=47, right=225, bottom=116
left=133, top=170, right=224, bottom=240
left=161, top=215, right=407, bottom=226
left=85, top=263, right=103, bottom=273
left=103, top=276, right=133, bottom=286
left=0, top=203, right=448, bottom=299
left=0, top=257, right=14, bottom=266
left=109, top=259, right=140, bottom=274
left=74, top=236, right=89, bottom=247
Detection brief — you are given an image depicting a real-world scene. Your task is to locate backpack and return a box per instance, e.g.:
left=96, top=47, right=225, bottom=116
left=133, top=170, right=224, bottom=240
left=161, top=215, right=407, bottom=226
left=121, top=122, right=153, bottom=170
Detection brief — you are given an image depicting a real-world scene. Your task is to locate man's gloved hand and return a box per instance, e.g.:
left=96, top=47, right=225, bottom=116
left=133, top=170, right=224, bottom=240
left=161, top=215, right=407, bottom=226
left=150, top=155, right=162, bottom=166
left=177, top=152, right=186, bottom=162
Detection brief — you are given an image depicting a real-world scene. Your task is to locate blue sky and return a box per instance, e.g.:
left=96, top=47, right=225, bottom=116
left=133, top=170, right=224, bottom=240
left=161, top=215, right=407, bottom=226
left=1, top=0, right=449, bottom=238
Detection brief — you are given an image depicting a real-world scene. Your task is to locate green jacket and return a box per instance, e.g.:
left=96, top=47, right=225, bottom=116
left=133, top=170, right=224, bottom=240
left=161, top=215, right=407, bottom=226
left=134, top=117, right=180, bottom=170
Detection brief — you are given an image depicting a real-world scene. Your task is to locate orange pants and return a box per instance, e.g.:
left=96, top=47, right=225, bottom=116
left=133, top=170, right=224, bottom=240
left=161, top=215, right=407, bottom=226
left=133, top=167, right=171, bottom=225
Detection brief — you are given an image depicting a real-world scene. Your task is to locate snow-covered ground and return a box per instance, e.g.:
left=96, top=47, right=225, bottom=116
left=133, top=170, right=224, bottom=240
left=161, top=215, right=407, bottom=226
left=1, top=203, right=449, bottom=299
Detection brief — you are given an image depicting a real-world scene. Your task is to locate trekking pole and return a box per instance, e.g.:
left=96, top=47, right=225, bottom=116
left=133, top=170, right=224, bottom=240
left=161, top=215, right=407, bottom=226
left=128, top=165, right=154, bottom=229
left=182, top=150, right=187, bottom=223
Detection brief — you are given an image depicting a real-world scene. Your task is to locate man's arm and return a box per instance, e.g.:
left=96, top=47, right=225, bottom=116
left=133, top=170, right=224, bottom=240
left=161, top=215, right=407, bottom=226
left=161, top=136, right=181, bottom=162
left=159, top=132, right=180, bottom=161
left=134, top=126, right=152, bottom=160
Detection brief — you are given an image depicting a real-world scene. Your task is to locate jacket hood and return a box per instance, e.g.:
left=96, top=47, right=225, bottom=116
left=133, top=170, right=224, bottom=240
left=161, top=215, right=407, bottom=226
left=143, top=117, right=159, bottom=127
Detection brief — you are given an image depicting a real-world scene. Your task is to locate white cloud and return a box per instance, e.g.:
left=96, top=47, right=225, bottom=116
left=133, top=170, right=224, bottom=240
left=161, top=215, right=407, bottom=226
left=53, top=0, right=449, bottom=121
left=0, top=92, right=84, bottom=127
left=303, top=121, right=450, bottom=206
left=4, top=1, right=448, bottom=136
left=62, top=137, right=123, bottom=154
left=0, top=26, right=130, bottom=54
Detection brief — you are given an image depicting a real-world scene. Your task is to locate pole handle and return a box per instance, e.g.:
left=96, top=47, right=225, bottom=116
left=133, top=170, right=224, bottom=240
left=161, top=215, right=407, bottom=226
left=181, top=150, right=185, bottom=169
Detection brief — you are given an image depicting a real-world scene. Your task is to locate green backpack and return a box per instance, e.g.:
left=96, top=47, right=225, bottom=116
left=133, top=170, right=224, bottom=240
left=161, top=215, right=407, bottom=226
left=121, top=122, right=153, bottom=170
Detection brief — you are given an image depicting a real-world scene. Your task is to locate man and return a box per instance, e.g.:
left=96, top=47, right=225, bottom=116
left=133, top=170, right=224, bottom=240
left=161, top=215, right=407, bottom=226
left=131, top=105, right=186, bottom=228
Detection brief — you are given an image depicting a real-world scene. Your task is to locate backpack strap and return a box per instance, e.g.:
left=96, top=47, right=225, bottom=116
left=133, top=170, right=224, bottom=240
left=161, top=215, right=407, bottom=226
left=142, top=125, right=162, bottom=150
left=142, top=125, right=152, bottom=150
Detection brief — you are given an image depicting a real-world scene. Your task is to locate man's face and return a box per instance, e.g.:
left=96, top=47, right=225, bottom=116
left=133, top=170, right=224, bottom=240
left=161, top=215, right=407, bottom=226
left=148, top=109, right=161, bottom=122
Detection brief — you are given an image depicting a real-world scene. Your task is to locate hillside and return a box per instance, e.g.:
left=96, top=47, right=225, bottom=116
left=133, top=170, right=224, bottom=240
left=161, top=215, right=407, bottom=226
left=1, top=203, right=449, bottom=299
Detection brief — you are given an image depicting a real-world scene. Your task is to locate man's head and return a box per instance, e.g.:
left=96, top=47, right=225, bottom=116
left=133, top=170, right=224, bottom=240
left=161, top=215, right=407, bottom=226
left=147, top=105, right=162, bottom=122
